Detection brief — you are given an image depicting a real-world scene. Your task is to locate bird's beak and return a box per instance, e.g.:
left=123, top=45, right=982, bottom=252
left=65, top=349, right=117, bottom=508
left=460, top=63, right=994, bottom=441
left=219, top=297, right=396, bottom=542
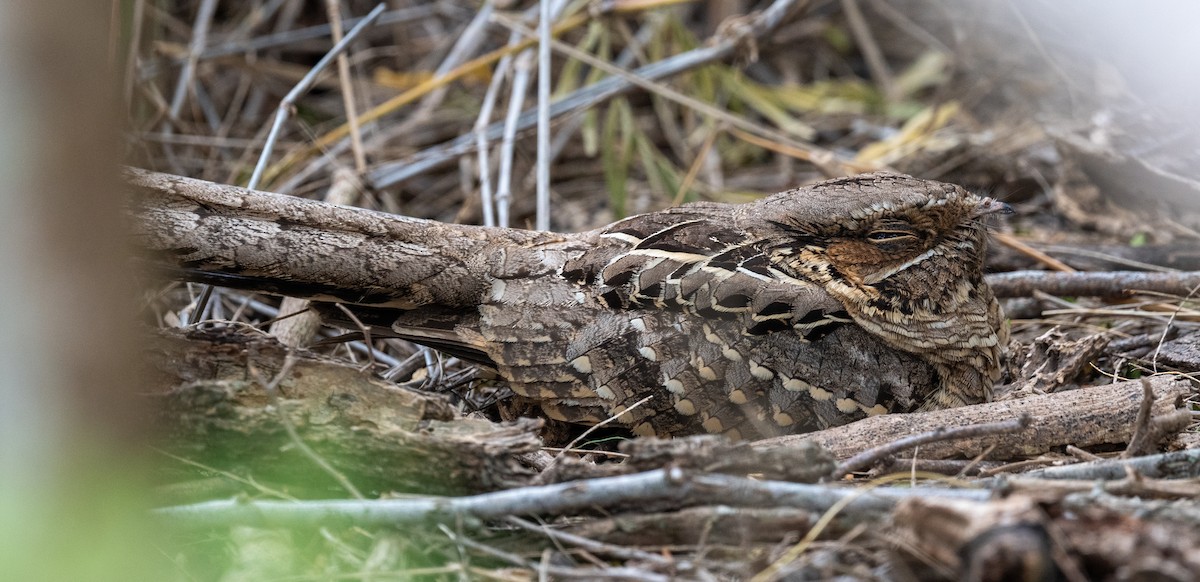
left=973, top=197, right=1014, bottom=217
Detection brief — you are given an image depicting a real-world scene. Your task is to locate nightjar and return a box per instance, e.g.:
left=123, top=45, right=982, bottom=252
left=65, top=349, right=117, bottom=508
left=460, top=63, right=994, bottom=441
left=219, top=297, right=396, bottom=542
left=130, top=170, right=1010, bottom=439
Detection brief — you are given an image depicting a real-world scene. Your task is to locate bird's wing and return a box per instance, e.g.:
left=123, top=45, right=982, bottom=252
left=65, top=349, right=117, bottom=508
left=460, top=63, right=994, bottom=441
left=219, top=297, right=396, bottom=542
left=562, top=205, right=849, bottom=338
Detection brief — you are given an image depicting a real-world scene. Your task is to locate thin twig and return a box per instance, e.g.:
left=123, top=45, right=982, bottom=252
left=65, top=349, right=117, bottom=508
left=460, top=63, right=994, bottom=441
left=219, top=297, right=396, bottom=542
left=672, top=123, right=722, bottom=206
left=247, top=3, right=385, bottom=189
left=1036, top=244, right=1182, bottom=273
left=955, top=443, right=998, bottom=479
left=727, top=127, right=874, bottom=173
left=977, top=456, right=1066, bottom=477
left=491, top=1, right=570, bottom=229
left=153, top=447, right=297, bottom=501
left=1121, top=378, right=1157, bottom=459
left=273, top=11, right=595, bottom=185
left=405, top=1, right=496, bottom=130
left=186, top=283, right=216, bottom=326
left=993, top=232, right=1076, bottom=273
left=192, top=6, right=437, bottom=61
left=122, top=0, right=147, bottom=109
left=751, top=473, right=939, bottom=582
left=840, top=0, right=895, bottom=102
left=546, top=19, right=661, bottom=166
left=223, top=290, right=403, bottom=369
left=1004, top=0, right=1078, bottom=112
left=1151, top=281, right=1200, bottom=372
left=168, top=0, right=218, bottom=121
left=496, top=51, right=532, bottom=228
left=439, top=525, right=670, bottom=582
left=324, top=0, right=367, bottom=172
left=544, top=395, right=655, bottom=475
left=831, top=415, right=1032, bottom=479
left=535, top=0, right=553, bottom=231
left=474, top=60, right=507, bottom=227
left=1040, top=307, right=1198, bottom=324
left=539, top=447, right=629, bottom=459
left=506, top=516, right=678, bottom=568
left=334, top=303, right=376, bottom=370
left=866, top=0, right=951, bottom=54
left=1065, top=445, right=1103, bottom=463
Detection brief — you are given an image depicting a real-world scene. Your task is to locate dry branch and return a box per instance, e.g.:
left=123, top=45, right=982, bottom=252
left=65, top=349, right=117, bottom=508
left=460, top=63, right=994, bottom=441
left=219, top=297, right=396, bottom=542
left=155, top=466, right=988, bottom=530
left=986, top=270, right=1200, bottom=298
left=148, top=327, right=541, bottom=495
left=1063, top=492, right=1200, bottom=528
left=1014, top=450, right=1200, bottom=481
left=754, top=376, right=1192, bottom=461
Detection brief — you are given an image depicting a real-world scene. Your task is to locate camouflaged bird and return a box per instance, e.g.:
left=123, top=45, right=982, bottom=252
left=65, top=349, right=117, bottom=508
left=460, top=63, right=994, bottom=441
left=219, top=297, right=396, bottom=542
left=129, top=169, right=1010, bottom=439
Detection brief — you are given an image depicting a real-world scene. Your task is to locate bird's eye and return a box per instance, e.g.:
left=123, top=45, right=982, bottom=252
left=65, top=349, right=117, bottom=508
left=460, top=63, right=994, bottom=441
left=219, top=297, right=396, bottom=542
left=866, top=230, right=915, bottom=242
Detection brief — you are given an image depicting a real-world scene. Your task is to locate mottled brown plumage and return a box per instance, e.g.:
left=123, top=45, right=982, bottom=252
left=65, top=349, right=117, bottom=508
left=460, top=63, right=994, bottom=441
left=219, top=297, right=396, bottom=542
left=129, top=169, right=1009, bottom=439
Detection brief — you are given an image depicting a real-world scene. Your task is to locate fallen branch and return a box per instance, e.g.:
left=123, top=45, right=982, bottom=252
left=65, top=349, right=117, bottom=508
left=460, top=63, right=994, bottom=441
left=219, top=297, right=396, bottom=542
left=154, top=467, right=989, bottom=529
left=1062, top=492, right=1200, bottom=527
left=984, top=270, right=1200, bottom=298
left=1001, top=475, right=1200, bottom=500
left=147, top=327, right=541, bottom=495
left=755, top=376, right=1191, bottom=461
left=987, top=241, right=1200, bottom=273
left=1008, top=450, right=1200, bottom=482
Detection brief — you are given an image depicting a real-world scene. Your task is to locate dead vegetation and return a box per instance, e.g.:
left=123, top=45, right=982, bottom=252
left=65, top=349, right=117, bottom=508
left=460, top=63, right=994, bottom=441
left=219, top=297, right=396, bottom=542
left=127, top=0, right=1200, bottom=579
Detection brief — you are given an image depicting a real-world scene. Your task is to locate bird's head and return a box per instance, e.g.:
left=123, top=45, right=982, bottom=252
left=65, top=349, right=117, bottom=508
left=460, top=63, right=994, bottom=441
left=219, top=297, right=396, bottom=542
left=749, top=173, right=1009, bottom=315
left=746, top=173, right=1011, bottom=407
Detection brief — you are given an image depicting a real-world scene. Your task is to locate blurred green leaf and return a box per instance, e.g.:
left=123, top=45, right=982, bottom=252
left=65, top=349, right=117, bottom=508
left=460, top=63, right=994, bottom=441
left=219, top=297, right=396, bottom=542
left=893, top=51, right=950, bottom=99
left=602, top=99, right=635, bottom=218
left=722, top=72, right=818, bottom=140
left=582, top=109, right=599, bottom=157
left=823, top=23, right=853, bottom=54
left=634, top=130, right=681, bottom=200
left=751, top=78, right=887, bottom=117
left=856, top=101, right=961, bottom=164
left=555, top=19, right=607, bottom=97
